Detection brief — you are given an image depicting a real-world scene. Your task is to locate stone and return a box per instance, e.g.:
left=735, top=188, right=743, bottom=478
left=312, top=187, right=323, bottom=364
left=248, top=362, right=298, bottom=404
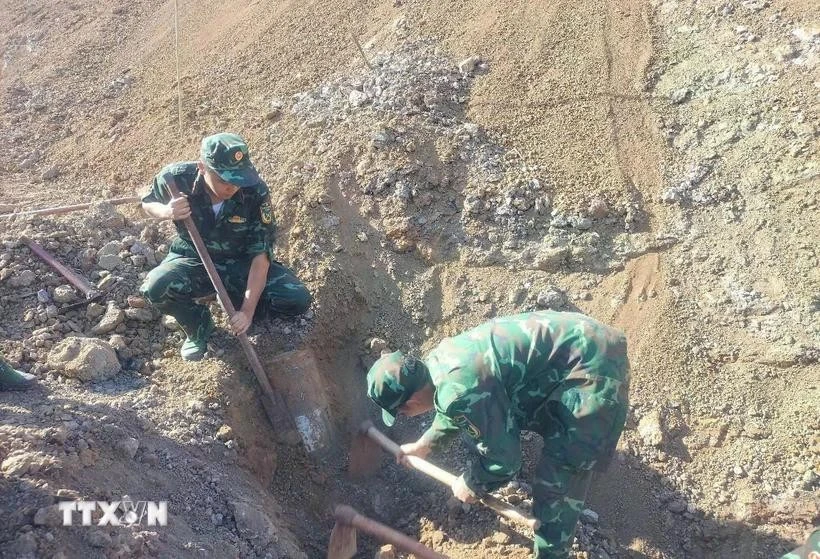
left=86, top=302, right=106, bottom=319
left=109, top=335, right=128, bottom=350
left=47, top=337, right=121, bottom=381
left=349, top=90, right=369, bottom=107
left=670, top=88, right=691, bottom=104
left=581, top=508, right=599, bottom=524
left=34, top=504, right=64, bottom=526
left=368, top=337, right=389, bottom=354
left=374, top=544, right=398, bottom=559
left=230, top=500, right=278, bottom=547
left=536, top=288, right=566, bottom=309
left=126, top=295, right=146, bottom=308
left=42, top=166, right=60, bottom=180
left=124, top=308, right=153, bottom=322
left=53, top=285, right=77, bottom=303
left=458, top=55, right=482, bottom=75
left=637, top=410, right=665, bottom=447
left=1, top=451, right=56, bottom=476
left=116, top=437, right=139, bottom=459
left=668, top=500, right=687, bottom=513
left=161, top=315, right=179, bottom=330
left=92, top=302, right=125, bottom=334
left=98, top=254, right=122, bottom=271
left=588, top=198, right=609, bottom=219
left=9, top=269, right=36, bottom=287
left=490, top=531, right=510, bottom=545
left=97, top=241, right=122, bottom=257
left=533, top=247, right=569, bottom=271
left=216, top=425, right=234, bottom=442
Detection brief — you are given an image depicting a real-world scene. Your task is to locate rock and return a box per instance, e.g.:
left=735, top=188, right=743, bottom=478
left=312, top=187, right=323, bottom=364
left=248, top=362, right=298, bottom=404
left=349, top=90, right=369, bottom=107
left=161, top=315, right=179, bottom=330
left=37, top=289, right=51, bottom=303
left=536, top=288, right=566, bottom=309
left=34, top=504, right=64, bottom=526
left=588, top=198, right=609, bottom=219
left=356, top=232, right=368, bottom=242
left=124, top=308, right=153, bottom=322
left=86, top=302, right=105, bottom=319
left=581, top=508, right=599, bottom=524
left=1, top=451, right=56, bottom=476
left=97, top=241, right=122, bottom=257
left=126, top=295, right=146, bottom=308
left=116, top=437, right=139, bottom=459
left=458, top=55, right=482, bottom=75
left=97, top=274, right=118, bottom=290
left=533, top=247, right=569, bottom=271
left=92, top=302, right=125, bottom=334
left=216, top=425, right=234, bottom=442
left=79, top=448, right=97, bottom=466
left=368, top=337, right=389, bottom=354
left=42, top=166, right=60, bottom=180
left=374, top=544, right=398, bottom=559
left=772, top=44, right=798, bottom=62
left=638, top=410, right=665, bottom=447
left=230, top=500, right=278, bottom=547
left=53, top=285, right=77, bottom=303
left=508, top=287, right=527, bottom=305
left=668, top=500, right=687, bottom=513
left=47, top=337, right=121, bottom=381
left=9, top=269, right=36, bottom=287
left=490, top=531, right=510, bottom=545
left=670, top=88, right=691, bottom=104
left=98, top=254, right=122, bottom=271
left=108, top=335, right=128, bottom=350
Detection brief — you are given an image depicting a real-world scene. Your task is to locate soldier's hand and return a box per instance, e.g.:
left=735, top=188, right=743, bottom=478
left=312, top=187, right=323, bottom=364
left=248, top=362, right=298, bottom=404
left=166, top=196, right=191, bottom=221
left=398, top=440, right=432, bottom=465
left=451, top=475, right=478, bottom=504
left=229, top=311, right=252, bottom=335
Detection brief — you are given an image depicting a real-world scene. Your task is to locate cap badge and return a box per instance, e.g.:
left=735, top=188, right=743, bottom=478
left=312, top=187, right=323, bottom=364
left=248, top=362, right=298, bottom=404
left=234, top=151, right=244, bottom=161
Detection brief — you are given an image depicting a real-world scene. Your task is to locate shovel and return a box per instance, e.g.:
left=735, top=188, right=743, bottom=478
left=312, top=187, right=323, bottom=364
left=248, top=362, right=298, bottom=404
left=328, top=504, right=448, bottom=559
left=356, top=420, right=540, bottom=531
left=162, top=173, right=299, bottom=443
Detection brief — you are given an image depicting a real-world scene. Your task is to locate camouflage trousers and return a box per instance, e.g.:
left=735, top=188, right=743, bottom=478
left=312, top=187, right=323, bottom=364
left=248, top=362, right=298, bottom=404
left=140, top=252, right=312, bottom=340
left=532, top=459, right=593, bottom=559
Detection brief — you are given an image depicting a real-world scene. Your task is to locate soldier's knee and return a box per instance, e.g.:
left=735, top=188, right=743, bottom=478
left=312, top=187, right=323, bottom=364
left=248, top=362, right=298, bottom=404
left=140, top=269, right=176, bottom=304
left=285, top=286, right=312, bottom=316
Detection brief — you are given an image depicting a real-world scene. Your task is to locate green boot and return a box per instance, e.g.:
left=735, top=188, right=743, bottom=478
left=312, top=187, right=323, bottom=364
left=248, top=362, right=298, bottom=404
left=0, top=358, right=37, bottom=391
left=180, top=317, right=214, bottom=362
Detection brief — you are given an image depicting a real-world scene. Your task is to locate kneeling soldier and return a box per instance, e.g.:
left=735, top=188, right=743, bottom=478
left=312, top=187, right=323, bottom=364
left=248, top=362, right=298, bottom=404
left=140, top=133, right=311, bottom=360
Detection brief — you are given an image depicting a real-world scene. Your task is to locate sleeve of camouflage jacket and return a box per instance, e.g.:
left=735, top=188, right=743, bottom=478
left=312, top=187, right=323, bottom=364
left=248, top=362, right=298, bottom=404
left=421, top=388, right=522, bottom=493
left=243, top=185, right=276, bottom=261
left=141, top=169, right=173, bottom=205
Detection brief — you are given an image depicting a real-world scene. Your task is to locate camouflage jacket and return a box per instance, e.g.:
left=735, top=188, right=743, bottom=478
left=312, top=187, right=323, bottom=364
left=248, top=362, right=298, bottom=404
left=781, top=529, right=820, bottom=559
left=141, top=162, right=276, bottom=263
left=418, top=311, right=630, bottom=490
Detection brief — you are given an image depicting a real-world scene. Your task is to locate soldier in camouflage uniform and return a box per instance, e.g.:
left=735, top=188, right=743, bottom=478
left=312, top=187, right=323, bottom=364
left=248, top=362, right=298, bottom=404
left=0, top=355, right=37, bottom=391
left=140, top=133, right=312, bottom=360
left=366, top=310, right=630, bottom=559
left=781, top=529, right=820, bottom=559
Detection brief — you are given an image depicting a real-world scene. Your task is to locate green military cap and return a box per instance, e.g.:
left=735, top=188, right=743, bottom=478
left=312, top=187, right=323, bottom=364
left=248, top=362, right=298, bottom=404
left=200, top=132, right=260, bottom=188
left=366, top=350, right=429, bottom=427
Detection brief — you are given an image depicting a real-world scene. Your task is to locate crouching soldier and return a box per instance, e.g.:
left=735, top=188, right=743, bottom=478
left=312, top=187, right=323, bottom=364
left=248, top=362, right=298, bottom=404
left=366, top=310, right=630, bottom=558
left=140, top=133, right=312, bottom=360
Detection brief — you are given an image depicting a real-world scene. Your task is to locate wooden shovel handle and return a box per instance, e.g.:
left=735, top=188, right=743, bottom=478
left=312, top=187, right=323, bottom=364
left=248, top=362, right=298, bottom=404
left=363, top=422, right=541, bottom=531
left=162, top=174, right=295, bottom=434
left=334, top=506, right=447, bottom=559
